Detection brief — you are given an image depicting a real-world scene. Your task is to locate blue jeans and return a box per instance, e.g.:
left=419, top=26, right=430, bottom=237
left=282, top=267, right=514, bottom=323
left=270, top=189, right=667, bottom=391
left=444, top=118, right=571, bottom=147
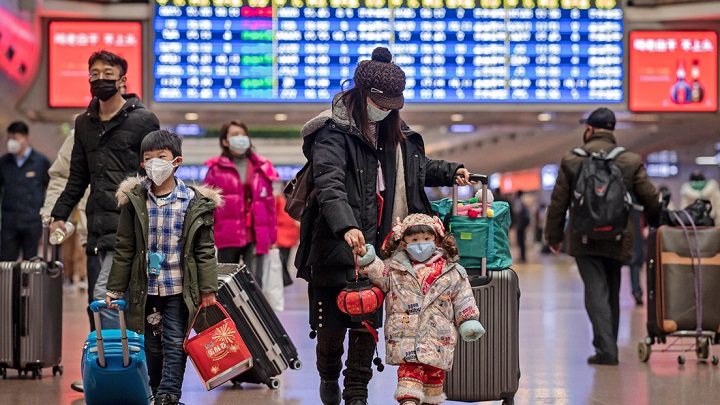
left=94, top=250, right=120, bottom=329
left=145, top=294, right=188, bottom=397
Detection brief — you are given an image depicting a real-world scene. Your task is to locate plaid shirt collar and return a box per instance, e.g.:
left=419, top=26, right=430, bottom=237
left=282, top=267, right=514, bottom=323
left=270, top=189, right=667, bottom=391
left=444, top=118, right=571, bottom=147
left=141, top=177, right=191, bottom=204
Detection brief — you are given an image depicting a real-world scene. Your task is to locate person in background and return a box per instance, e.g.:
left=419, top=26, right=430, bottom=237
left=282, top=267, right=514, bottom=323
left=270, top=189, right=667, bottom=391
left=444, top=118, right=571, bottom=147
left=626, top=198, right=646, bottom=306
left=275, top=190, right=300, bottom=286
left=40, top=132, right=98, bottom=329
left=680, top=170, right=720, bottom=222
left=203, top=121, right=279, bottom=286
left=296, top=47, right=474, bottom=405
left=512, top=190, right=531, bottom=263
left=106, top=130, right=219, bottom=405
left=545, top=107, right=660, bottom=366
left=0, top=121, right=51, bottom=261
left=49, top=50, right=160, bottom=393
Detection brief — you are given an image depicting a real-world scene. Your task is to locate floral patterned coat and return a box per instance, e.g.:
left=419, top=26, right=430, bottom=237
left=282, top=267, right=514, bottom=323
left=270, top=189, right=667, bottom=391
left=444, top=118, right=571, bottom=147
left=360, top=250, right=479, bottom=370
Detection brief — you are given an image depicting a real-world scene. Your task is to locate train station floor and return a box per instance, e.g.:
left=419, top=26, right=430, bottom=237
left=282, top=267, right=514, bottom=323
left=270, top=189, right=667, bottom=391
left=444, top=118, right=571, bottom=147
left=1, top=249, right=717, bottom=405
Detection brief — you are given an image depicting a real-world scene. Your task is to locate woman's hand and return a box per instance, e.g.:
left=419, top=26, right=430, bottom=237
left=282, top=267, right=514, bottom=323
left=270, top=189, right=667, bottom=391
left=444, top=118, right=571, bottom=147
left=344, top=228, right=366, bottom=255
left=201, top=292, right=216, bottom=307
left=454, top=168, right=475, bottom=186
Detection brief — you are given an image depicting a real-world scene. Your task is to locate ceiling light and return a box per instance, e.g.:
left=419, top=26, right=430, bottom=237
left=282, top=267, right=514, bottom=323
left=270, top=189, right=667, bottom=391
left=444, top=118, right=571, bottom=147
left=184, top=112, right=199, bottom=121
left=537, top=112, right=553, bottom=122
left=450, top=114, right=464, bottom=122
left=274, top=113, right=288, bottom=121
left=695, top=156, right=718, bottom=165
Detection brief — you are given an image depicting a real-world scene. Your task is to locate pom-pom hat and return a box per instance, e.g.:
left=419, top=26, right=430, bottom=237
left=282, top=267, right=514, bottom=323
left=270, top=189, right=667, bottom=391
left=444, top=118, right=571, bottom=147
left=353, top=47, right=406, bottom=110
left=390, top=213, right=445, bottom=242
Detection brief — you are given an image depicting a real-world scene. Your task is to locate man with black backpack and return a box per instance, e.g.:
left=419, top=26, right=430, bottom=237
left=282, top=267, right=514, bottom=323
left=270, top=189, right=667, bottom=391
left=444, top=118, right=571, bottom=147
left=545, top=107, right=660, bottom=366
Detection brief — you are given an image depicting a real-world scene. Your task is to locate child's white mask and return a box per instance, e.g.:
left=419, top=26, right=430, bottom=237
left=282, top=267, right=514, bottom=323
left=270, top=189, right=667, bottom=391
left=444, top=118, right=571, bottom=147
left=406, top=242, right=436, bottom=262
left=145, top=157, right=177, bottom=186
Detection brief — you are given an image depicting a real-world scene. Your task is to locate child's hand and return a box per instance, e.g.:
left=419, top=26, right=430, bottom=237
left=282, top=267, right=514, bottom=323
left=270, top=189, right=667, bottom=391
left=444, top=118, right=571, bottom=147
left=106, top=295, right=119, bottom=309
left=357, top=244, right=376, bottom=267
left=201, top=292, right=216, bottom=307
left=459, top=320, right=486, bottom=342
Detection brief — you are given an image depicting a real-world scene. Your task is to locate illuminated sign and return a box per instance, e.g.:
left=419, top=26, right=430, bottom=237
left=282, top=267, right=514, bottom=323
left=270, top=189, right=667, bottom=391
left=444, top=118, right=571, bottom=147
left=153, top=0, right=623, bottom=104
left=48, top=21, right=143, bottom=108
left=629, top=31, right=717, bottom=112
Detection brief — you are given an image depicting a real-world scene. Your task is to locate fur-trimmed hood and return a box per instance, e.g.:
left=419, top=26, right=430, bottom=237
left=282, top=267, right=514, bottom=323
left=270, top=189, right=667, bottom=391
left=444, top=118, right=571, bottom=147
left=300, top=93, right=352, bottom=139
left=115, top=176, right=224, bottom=207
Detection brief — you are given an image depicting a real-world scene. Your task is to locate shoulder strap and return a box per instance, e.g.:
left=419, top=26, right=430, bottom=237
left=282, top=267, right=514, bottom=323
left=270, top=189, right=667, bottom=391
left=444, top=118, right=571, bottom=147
left=572, top=148, right=588, bottom=157
left=605, top=146, right=626, bottom=160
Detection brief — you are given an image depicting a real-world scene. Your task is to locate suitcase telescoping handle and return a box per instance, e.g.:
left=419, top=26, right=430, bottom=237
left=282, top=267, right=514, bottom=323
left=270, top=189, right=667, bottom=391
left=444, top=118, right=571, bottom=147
left=41, top=224, right=63, bottom=278
left=90, top=299, right=130, bottom=368
left=452, top=173, right=489, bottom=277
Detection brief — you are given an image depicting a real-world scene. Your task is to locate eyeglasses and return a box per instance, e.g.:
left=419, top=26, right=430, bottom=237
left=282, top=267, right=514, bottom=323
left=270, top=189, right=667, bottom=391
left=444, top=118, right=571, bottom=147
left=89, top=72, right=120, bottom=81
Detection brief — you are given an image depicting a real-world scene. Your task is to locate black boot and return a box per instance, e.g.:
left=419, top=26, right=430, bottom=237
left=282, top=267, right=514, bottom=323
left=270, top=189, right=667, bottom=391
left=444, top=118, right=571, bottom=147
left=342, top=330, right=376, bottom=404
left=155, top=394, right=184, bottom=405
left=316, top=328, right=346, bottom=405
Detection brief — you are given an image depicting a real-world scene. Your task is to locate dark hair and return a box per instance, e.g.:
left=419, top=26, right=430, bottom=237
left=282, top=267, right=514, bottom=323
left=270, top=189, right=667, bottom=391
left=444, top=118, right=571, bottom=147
left=7, top=121, right=29, bottom=135
left=382, top=224, right=459, bottom=262
left=690, top=170, right=705, bottom=182
left=88, top=50, right=128, bottom=77
left=341, top=85, right=405, bottom=150
left=141, top=130, right=182, bottom=158
left=219, top=120, right=254, bottom=157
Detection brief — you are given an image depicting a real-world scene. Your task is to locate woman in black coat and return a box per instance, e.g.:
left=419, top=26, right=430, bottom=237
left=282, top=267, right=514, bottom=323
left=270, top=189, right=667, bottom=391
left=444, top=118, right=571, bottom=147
left=296, top=47, right=473, bottom=405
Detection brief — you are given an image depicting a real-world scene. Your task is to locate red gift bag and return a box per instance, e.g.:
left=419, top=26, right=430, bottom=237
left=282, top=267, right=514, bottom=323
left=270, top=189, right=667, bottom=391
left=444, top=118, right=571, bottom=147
left=184, top=302, right=253, bottom=390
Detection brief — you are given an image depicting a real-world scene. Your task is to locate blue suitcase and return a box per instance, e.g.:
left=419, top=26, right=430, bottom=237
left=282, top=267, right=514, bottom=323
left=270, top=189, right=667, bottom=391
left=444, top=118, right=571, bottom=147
left=82, top=300, right=151, bottom=405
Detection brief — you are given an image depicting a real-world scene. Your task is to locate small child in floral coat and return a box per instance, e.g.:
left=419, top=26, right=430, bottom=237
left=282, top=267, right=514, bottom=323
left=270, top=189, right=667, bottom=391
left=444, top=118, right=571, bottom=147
left=356, top=213, right=485, bottom=405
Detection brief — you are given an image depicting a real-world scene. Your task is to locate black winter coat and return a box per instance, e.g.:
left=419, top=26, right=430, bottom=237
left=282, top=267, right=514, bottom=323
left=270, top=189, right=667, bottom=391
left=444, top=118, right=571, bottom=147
left=51, top=94, right=160, bottom=254
left=295, top=103, right=461, bottom=286
left=0, top=149, right=51, bottom=227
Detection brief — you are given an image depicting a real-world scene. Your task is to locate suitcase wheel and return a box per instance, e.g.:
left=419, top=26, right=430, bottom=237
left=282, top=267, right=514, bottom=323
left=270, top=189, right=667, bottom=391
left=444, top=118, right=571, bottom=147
left=1, top=368, right=6, bottom=379
left=678, top=355, right=686, bottom=365
left=637, top=341, right=651, bottom=362
left=52, top=365, right=63, bottom=376
left=712, top=356, right=719, bottom=366
left=267, top=377, right=281, bottom=390
left=696, top=339, right=710, bottom=360
left=290, top=359, right=303, bottom=370
left=502, top=398, right=514, bottom=405
left=31, top=369, right=42, bottom=380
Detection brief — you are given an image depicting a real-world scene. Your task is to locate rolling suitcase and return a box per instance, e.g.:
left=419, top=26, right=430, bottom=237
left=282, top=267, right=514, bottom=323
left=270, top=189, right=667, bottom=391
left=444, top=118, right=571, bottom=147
left=639, top=225, right=720, bottom=364
left=82, top=300, right=151, bottom=405
left=0, top=262, right=14, bottom=378
left=0, top=226, right=64, bottom=380
left=216, top=264, right=302, bottom=389
left=441, top=175, right=521, bottom=404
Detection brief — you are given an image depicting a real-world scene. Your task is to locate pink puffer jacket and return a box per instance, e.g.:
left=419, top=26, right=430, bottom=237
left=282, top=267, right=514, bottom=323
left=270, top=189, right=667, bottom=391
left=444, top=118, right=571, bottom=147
left=203, top=153, right=279, bottom=254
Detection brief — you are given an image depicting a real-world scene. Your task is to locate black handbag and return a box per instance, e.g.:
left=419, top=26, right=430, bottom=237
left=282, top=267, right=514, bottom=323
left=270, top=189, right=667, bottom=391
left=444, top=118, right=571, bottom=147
left=661, top=198, right=714, bottom=227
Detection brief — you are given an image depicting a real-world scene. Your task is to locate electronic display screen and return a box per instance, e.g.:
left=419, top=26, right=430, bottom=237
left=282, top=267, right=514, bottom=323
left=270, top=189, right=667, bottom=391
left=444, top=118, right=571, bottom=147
left=48, top=21, right=143, bottom=108
left=629, top=30, right=717, bottom=112
left=152, top=0, right=624, bottom=104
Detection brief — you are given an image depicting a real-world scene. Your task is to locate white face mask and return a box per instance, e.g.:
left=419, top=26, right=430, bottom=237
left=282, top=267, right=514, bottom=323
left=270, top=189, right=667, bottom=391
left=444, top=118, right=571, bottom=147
left=7, top=139, right=21, bottom=154
left=145, top=157, right=177, bottom=186
left=228, top=135, right=250, bottom=155
left=367, top=102, right=391, bottom=122
left=406, top=242, right=436, bottom=262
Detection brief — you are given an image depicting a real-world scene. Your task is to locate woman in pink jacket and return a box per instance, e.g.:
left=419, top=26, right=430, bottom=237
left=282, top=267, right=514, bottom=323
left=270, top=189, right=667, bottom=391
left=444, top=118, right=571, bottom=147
left=203, top=121, right=279, bottom=286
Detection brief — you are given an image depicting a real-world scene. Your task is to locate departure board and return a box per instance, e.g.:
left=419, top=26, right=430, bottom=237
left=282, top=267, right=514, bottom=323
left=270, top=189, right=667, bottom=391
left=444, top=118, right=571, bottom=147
left=153, top=0, right=623, bottom=104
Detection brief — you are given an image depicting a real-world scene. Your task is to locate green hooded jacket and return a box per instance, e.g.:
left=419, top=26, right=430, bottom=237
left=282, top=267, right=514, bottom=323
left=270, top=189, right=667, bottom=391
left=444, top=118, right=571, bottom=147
left=106, top=177, right=223, bottom=334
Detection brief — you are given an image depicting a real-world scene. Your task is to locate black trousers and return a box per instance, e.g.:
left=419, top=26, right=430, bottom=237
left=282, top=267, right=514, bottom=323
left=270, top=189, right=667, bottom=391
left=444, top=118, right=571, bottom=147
left=0, top=221, right=42, bottom=261
left=217, top=244, right=265, bottom=288
left=575, top=255, right=622, bottom=361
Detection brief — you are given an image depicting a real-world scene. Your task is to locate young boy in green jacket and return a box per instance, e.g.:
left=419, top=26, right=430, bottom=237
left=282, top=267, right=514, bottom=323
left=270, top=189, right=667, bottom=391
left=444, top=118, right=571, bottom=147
left=106, top=129, right=222, bottom=405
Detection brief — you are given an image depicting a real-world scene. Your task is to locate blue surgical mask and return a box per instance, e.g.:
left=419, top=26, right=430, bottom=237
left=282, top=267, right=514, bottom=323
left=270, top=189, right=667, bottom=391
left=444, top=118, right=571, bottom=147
left=228, top=135, right=250, bottom=155
left=367, top=102, right=391, bottom=122
left=406, top=242, right=436, bottom=262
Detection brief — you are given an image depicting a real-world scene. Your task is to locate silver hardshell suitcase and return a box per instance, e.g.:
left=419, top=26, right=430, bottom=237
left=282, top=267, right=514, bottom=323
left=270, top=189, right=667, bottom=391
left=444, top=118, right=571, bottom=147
left=0, top=262, right=14, bottom=376
left=442, top=175, right=521, bottom=404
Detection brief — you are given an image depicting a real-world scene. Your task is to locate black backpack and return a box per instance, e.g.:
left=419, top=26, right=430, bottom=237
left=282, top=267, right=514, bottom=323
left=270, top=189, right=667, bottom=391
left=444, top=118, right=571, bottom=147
left=570, top=146, right=632, bottom=244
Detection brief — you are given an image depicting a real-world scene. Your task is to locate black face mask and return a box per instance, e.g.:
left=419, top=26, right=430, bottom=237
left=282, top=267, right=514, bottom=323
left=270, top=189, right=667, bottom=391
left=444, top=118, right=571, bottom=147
left=90, top=79, right=119, bottom=101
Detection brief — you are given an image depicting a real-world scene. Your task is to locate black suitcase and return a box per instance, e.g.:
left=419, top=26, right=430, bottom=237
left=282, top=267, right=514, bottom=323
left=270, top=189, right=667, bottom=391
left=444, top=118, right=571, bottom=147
left=442, top=176, right=521, bottom=404
left=216, top=263, right=302, bottom=389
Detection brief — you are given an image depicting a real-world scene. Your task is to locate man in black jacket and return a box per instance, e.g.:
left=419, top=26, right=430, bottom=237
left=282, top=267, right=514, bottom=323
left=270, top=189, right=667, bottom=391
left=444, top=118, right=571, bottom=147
left=0, top=121, right=51, bottom=260
left=50, top=50, right=159, bottom=335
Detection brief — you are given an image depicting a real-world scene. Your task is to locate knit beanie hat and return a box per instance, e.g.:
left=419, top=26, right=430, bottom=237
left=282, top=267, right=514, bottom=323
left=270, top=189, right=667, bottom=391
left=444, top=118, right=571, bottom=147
left=390, top=214, right=445, bottom=242
left=353, top=47, right=406, bottom=110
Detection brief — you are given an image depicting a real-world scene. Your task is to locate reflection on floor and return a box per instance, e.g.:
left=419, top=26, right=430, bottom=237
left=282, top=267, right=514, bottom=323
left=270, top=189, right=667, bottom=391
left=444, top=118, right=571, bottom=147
left=0, top=250, right=717, bottom=405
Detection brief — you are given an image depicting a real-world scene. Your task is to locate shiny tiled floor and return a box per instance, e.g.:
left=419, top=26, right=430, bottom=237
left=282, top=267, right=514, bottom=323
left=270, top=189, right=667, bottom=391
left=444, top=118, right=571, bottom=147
left=1, top=248, right=718, bottom=404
